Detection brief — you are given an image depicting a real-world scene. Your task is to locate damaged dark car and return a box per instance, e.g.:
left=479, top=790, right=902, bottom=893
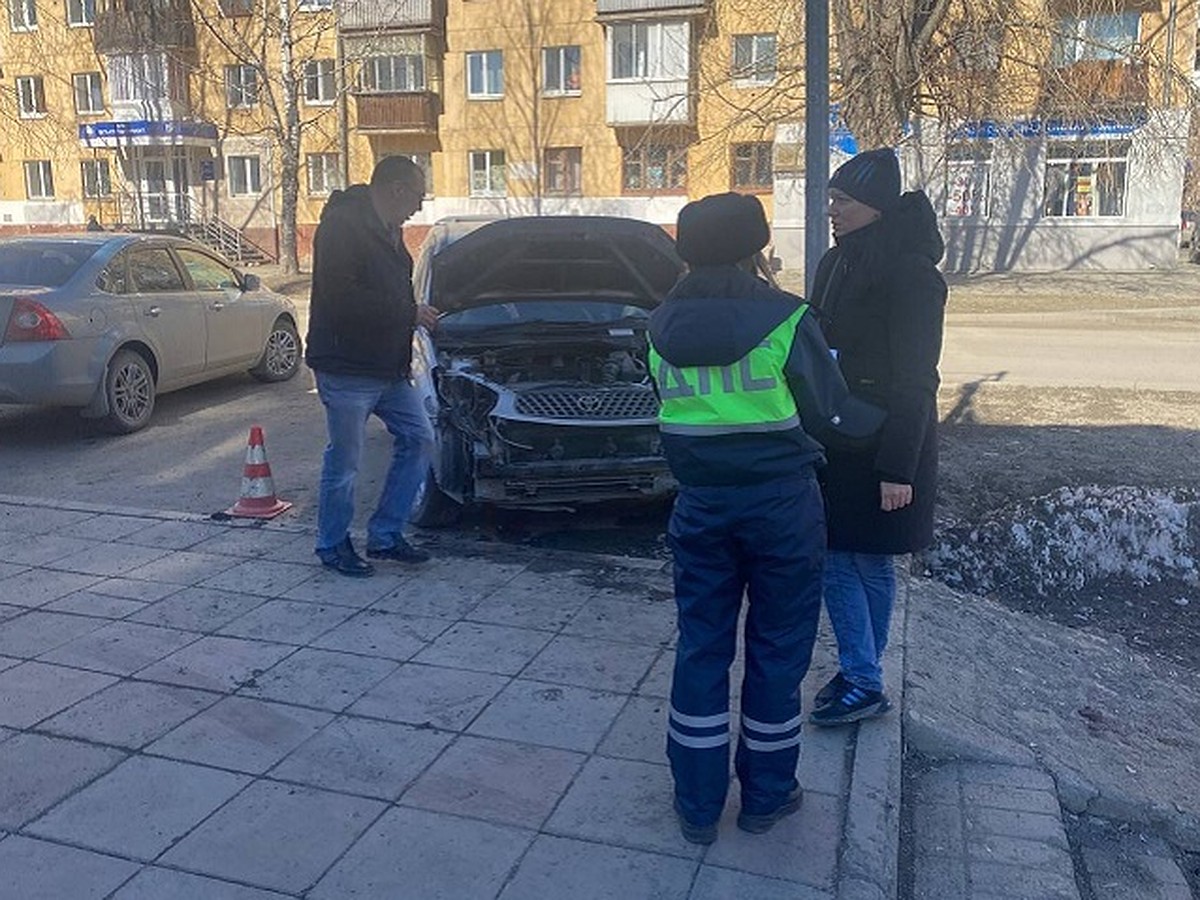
left=409, top=216, right=686, bottom=525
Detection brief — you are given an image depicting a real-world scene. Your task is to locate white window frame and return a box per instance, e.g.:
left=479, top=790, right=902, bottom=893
left=1042, top=140, right=1129, bottom=218
left=108, top=53, right=186, bottom=103
left=622, top=143, right=687, bottom=193
left=731, top=142, right=772, bottom=189
left=296, top=0, right=331, bottom=9
left=225, top=64, right=259, bottom=108
left=610, top=21, right=689, bottom=81
left=469, top=149, right=506, bottom=197
left=226, top=155, right=262, bottom=197
left=360, top=54, right=425, bottom=93
left=944, top=143, right=992, bottom=218
left=1054, top=12, right=1140, bottom=65
left=303, top=58, right=335, bottom=105
left=542, top=45, right=581, bottom=96
left=466, top=50, right=504, bottom=99
left=24, top=160, right=54, bottom=199
left=9, top=0, right=37, bottom=31
left=543, top=146, right=582, bottom=195
left=73, top=71, right=104, bottom=114
left=81, top=159, right=112, bottom=197
left=731, top=34, right=776, bottom=85
left=16, top=75, right=46, bottom=117
left=65, top=0, right=93, bottom=26
left=306, top=153, right=341, bottom=195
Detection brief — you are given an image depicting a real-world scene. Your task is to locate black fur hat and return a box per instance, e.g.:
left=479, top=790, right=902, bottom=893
left=675, top=192, right=770, bottom=266
left=828, top=148, right=901, bottom=212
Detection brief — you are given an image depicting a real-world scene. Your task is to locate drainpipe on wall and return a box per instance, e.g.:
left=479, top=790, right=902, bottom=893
left=805, top=0, right=830, bottom=295
left=1164, top=0, right=1178, bottom=107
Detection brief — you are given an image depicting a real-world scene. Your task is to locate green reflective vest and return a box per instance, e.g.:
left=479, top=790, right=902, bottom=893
left=648, top=305, right=808, bottom=436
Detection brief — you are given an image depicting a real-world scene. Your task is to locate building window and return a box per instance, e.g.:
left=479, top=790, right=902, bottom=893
left=24, top=160, right=54, bottom=198
left=610, top=21, right=689, bottom=80
left=66, top=0, right=93, bottom=26
left=543, top=147, right=582, bottom=195
left=73, top=72, right=104, bottom=114
left=306, top=153, right=341, bottom=195
left=731, top=142, right=772, bottom=189
left=360, top=55, right=425, bottom=93
left=218, top=0, right=254, bottom=15
left=543, top=45, right=581, bottom=95
left=1042, top=140, right=1128, bottom=217
left=9, top=0, right=37, bottom=30
left=1053, top=13, right=1139, bottom=65
left=296, top=0, right=331, bottom=9
left=944, top=142, right=991, bottom=217
left=16, top=75, right=47, bottom=117
left=108, top=53, right=186, bottom=103
left=732, top=34, right=776, bottom=84
left=227, top=155, right=262, bottom=196
left=469, top=149, right=506, bottom=197
left=303, top=59, right=335, bottom=104
left=622, top=144, right=687, bottom=192
left=81, top=159, right=112, bottom=197
left=948, top=23, right=1002, bottom=72
left=466, top=50, right=503, bottom=98
left=225, top=64, right=259, bottom=108
left=400, top=152, right=433, bottom=195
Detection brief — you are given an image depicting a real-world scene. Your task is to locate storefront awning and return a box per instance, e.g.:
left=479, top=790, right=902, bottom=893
left=79, top=120, right=219, bottom=148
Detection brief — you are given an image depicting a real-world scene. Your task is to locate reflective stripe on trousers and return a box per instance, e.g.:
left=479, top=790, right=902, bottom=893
left=666, top=472, right=825, bottom=826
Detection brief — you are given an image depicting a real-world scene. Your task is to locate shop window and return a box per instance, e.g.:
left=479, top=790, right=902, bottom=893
left=622, top=144, right=687, bottom=193
left=469, top=149, right=506, bottom=197
left=227, top=155, right=262, bottom=196
left=732, top=34, right=776, bottom=84
left=945, top=142, right=992, bottom=217
left=24, top=160, right=54, bottom=198
left=731, top=142, right=772, bottom=189
left=1042, top=140, right=1128, bottom=217
left=466, top=50, right=503, bottom=98
left=543, top=147, right=582, bottom=195
left=543, top=45, right=581, bottom=95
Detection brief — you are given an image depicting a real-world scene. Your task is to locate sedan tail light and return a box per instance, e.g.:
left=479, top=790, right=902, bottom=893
left=3, top=297, right=71, bottom=343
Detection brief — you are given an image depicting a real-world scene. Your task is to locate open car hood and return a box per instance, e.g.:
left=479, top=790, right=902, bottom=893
left=428, top=216, right=684, bottom=312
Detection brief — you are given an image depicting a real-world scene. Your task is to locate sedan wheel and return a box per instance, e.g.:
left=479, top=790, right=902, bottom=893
left=250, top=318, right=301, bottom=382
left=101, top=349, right=156, bottom=434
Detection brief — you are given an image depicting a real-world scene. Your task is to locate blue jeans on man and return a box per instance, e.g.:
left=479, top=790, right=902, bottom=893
left=314, top=371, right=432, bottom=555
left=822, top=551, right=896, bottom=693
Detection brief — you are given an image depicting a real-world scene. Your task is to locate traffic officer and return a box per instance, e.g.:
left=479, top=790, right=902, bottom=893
left=648, top=192, right=882, bottom=844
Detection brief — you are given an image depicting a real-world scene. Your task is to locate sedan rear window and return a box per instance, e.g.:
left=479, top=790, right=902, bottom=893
left=0, top=242, right=99, bottom=287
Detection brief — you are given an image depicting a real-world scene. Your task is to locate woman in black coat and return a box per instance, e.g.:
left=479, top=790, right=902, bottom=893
left=807, top=148, right=947, bottom=726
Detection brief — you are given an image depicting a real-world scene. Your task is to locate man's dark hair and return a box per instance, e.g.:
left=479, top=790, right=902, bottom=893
left=370, top=155, right=422, bottom=188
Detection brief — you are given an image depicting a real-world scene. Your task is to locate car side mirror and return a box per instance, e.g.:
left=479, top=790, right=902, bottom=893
left=241, top=272, right=261, bottom=292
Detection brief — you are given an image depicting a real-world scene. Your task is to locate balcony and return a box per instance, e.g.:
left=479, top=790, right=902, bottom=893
left=93, top=0, right=195, bottom=53
left=606, top=79, right=692, bottom=126
left=596, top=0, right=706, bottom=17
left=337, top=0, right=444, bottom=33
left=354, top=91, right=439, bottom=132
left=1041, top=60, right=1150, bottom=113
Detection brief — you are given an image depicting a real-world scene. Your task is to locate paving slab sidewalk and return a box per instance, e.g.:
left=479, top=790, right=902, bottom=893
left=0, top=495, right=900, bottom=900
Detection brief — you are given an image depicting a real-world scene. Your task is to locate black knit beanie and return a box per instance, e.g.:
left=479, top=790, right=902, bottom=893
left=828, top=148, right=901, bottom=212
left=675, top=192, right=770, bottom=266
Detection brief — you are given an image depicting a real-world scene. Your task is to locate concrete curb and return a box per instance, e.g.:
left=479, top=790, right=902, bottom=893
left=835, top=567, right=907, bottom=900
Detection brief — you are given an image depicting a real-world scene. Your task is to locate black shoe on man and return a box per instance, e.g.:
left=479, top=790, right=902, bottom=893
left=673, top=799, right=718, bottom=845
left=736, top=787, right=803, bottom=834
left=366, top=536, right=431, bottom=564
left=317, top=537, right=374, bottom=578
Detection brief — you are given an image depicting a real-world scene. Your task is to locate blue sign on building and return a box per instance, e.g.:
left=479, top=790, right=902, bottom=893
left=78, top=120, right=219, bottom=147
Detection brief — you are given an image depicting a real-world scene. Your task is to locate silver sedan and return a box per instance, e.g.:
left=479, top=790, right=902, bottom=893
left=0, top=233, right=301, bottom=433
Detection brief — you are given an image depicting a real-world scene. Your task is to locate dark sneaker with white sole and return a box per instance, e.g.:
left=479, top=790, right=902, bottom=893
left=673, top=799, right=718, bottom=845
left=814, top=672, right=849, bottom=709
left=366, top=537, right=431, bottom=564
left=737, top=787, right=803, bottom=834
left=809, top=682, right=890, bottom=726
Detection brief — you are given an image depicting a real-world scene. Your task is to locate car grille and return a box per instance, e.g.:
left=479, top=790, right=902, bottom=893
left=514, top=387, right=659, bottom=420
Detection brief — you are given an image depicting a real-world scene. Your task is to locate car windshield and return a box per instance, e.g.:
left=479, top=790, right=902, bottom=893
left=0, top=242, right=100, bottom=287
left=438, top=299, right=649, bottom=331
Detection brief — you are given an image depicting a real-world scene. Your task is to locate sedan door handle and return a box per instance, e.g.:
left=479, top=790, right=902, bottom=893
left=144, top=305, right=161, bottom=317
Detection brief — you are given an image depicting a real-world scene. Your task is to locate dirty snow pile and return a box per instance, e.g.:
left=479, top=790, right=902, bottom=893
left=923, top=486, right=1200, bottom=598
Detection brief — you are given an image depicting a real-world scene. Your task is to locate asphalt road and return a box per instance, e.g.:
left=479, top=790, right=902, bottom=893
left=1, top=283, right=1195, bottom=555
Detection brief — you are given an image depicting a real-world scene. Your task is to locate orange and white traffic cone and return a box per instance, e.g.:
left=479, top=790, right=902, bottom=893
left=226, top=425, right=292, bottom=519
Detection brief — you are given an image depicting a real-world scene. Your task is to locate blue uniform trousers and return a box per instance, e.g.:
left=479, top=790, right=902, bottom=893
left=666, top=471, right=825, bottom=826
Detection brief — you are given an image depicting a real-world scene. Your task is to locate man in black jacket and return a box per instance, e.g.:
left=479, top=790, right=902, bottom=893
left=649, top=193, right=882, bottom=844
left=306, top=156, right=439, bottom=577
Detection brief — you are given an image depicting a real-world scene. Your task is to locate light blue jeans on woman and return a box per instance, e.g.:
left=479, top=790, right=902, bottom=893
left=314, top=371, right=433, bottom=553
left=822, top=551, right=896, bottom=693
